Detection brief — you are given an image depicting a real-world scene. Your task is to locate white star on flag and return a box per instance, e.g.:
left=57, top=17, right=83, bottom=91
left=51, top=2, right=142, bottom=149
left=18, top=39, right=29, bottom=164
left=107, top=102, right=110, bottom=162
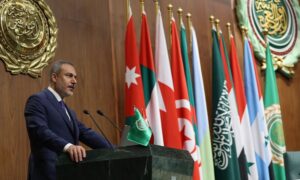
left=125, top=66, right=140, bottom=88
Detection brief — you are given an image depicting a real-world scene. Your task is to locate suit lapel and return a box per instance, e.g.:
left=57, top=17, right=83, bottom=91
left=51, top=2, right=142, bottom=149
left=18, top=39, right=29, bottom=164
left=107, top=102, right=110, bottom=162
left=44, top=89, right=75, bottom=135
left=65, top=106, right=79, bottom=142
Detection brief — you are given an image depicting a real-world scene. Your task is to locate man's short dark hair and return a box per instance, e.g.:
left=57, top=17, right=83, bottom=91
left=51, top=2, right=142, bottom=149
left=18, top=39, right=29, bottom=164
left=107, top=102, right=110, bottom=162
left=49, top=60, right=74, bottom=80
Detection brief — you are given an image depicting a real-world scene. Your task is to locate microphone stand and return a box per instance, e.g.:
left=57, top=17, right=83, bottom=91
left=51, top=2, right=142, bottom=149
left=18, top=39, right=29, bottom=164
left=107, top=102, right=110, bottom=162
left=83, top=110, right=114, bottom=149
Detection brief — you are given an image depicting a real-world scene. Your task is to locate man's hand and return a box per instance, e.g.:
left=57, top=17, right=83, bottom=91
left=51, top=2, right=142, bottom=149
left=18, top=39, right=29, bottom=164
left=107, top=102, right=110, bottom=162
left=66, top=145, right=86, bottom=163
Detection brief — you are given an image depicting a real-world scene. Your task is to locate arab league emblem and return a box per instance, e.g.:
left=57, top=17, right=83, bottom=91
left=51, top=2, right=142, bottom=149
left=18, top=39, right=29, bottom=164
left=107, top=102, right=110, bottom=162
left=0, top=0, right=57, bottom=78
left=236, top=0, right=300, bottom=78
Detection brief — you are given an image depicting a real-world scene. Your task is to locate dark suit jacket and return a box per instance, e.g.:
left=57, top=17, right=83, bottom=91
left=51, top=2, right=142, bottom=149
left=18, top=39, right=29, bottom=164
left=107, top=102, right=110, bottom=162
left=25, top=89, right=110, bottom=180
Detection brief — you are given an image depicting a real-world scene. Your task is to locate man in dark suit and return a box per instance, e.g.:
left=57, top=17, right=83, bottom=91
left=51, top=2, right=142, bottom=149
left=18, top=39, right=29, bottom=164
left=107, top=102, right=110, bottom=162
left=25, top=60, right=111, bottom=180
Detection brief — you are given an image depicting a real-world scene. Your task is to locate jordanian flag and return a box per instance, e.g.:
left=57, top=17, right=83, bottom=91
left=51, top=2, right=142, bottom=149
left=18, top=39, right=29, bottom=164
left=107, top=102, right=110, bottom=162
left=211, top=27, right=241, bottom=180
left=264, top=43, right=286, bottom=180
left=140, top=11, right=163, bottom=145
left=125, top=4, right=145, bottom=125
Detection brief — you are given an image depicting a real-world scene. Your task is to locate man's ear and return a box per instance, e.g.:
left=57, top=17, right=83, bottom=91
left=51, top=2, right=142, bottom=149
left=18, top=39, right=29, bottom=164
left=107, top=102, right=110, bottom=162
left=51, top=73, right=57, bottom=82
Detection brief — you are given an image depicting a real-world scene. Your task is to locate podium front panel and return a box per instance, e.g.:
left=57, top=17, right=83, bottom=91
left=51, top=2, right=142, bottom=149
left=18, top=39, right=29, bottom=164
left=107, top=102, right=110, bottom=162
left=57, top=145, right=193, bottom=180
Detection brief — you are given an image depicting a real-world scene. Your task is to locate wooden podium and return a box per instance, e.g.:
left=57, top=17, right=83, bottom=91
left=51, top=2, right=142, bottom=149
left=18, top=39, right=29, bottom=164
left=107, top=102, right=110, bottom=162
left=56, top=145, right=193, bottom=180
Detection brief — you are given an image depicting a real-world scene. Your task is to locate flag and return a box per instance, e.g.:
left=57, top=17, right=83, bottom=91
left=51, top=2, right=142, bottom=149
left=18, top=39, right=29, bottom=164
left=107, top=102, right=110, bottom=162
left=180, top=22, right=202, bottom=180
left=229, top=34, right=258, bottom=179
left=170, top=18, right=200, bottom=180
left=127, top=108, right=152, bottom=146
left=244, top=38, right=273, bottom=180
left=264, top=43, right=286, bottom=180
left=211, top=27, right=241, bottom=180
left=125, top=4, right=145, bottom=126
left=154, top=9, right=182, bottom=149
left=140, top=11, right=163, bottom=145
left=191, top=26, right=214, bottom=180
left=219, top=31, right=248, bottom=180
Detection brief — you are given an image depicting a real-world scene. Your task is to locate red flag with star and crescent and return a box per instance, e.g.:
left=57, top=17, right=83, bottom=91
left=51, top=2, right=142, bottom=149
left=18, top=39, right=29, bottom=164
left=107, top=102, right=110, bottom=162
left=125, top=6, right=145, bottom=121
left=170, top=18, right=200, bottom=180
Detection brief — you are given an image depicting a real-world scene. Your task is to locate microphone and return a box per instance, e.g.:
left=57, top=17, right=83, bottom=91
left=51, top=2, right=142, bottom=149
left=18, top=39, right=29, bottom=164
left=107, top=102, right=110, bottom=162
left=83, top=110, right=114, bottom=149
left=96, top=109, right=122, bottom=132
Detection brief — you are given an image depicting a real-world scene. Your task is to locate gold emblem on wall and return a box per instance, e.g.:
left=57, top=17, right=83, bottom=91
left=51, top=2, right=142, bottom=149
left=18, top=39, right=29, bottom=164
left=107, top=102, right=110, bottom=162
left=236, top=0, right=300, bottom=78
left=0, top=0, right=57, bottom=78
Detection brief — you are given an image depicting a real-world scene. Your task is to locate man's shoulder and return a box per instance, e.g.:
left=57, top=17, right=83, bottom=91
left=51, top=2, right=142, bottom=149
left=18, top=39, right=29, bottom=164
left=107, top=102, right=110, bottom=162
left=29, top=89, right=48, bottom=98
left=25, top=89, right=49, bottom=113
left=27, top=89, right=53, bottom=104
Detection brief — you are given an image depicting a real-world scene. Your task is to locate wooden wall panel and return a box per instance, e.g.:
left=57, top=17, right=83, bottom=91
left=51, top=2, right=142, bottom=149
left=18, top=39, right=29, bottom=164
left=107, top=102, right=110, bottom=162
left=0, top=0, right=299, bottom=179
left=276, top=68, right=300, bottom=150
left=45, top=0, right=118, bottom=142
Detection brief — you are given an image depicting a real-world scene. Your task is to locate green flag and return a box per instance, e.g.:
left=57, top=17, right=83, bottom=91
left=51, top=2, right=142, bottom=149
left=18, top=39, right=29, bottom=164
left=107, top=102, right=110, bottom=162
left=180, top=23, right=202, bottom=179
left=211, top=28, right=241, bottom=180
left=264, top=43, right=286, bottom=180
left=127, top=108, right=152, bottom=146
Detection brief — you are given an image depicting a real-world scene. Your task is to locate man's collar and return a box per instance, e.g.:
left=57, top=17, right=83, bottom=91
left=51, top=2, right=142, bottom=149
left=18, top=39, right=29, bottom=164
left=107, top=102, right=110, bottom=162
left=48, top=86, right=62, bottom=102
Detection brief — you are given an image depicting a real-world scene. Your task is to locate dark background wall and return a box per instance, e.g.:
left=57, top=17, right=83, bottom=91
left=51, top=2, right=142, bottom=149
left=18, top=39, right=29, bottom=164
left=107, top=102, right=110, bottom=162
left=0, top=0, right=299, bottom=179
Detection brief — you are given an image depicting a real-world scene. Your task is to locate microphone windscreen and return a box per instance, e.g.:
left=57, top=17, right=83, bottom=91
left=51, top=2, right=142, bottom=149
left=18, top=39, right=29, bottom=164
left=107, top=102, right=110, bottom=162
left=96, top=110, right=104, bottom=116
left=83, top=110, right=90, bottom=114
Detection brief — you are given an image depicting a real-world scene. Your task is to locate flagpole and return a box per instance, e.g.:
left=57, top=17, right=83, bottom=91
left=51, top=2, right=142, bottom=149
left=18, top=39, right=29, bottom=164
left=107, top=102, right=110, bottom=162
left=154, top=0, right=159, bottom=16
left=245, top=27, right=250, bottom=46
left=177, top=8, right=186, bottom=53
left=241, top=26, right=246, bottom=52
left=241, top=25, right=246, bottom=41
left=245, top=27, right=249, bottom=39
left=140, top=0, right=145, bottom=15
left=215, top=18, right=220, bottom=37
left=168, top=4, right=173, bottom=46
left=186, top=13, right=192, bottom=54
left=186, top=13, right=192, bottom=30
left=226, top=22, right=232, bottom=40
left=177, top=8, right=183, bottom=27
left=209, top=15, right=215, bottom=43
left=126, top=0, right=130, bottom=21
left=263, top=28, right=269, bottom=70
left=209, top=15, right=215, bottom=28
left=263, top=28, right=268, bottom=44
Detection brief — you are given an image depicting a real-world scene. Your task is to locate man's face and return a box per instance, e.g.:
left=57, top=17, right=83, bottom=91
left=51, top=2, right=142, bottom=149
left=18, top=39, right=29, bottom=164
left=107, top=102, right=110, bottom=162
left=51, top=64, right=77, bottom=98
